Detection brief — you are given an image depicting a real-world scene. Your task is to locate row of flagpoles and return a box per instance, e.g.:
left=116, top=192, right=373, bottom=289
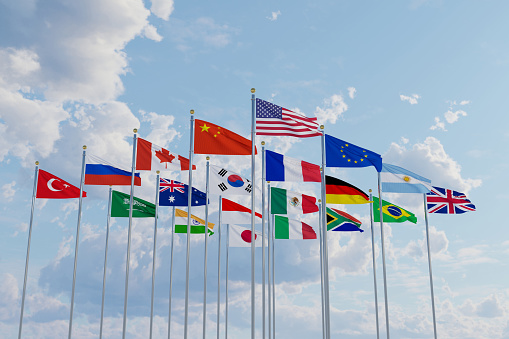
left=17, top=89, right=476, bottom=339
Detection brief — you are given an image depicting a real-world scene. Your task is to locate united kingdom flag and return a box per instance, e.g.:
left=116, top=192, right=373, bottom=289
left=426, top=186, right=476, bottom=214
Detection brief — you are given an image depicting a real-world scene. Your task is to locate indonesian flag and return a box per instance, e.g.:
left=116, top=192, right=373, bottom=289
left=136, top=137, right=196, bottom=171
left=229, top=224, right=266, bottom=247
left=36, top=169, right=86, bottom=199
left=221, top=198, right=262, bottom=224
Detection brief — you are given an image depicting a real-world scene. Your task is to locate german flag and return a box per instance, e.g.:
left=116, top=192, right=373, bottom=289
left=325, top=175, right=371, bottom=204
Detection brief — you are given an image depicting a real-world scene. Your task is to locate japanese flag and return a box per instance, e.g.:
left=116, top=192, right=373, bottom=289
left=228, top=224, right=267, bottom=248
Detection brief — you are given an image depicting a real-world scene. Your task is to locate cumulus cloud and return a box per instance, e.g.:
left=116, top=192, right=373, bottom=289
left=444, top=109, right=467, bottom=124
left=431, top=100, right=470, bottom=131
left=430, top=117, right=446, bottom=131
left=267, top=10, right=281, bottom=21
left=1, top=181, right=16, bottom=201
left=400, top=94, right=420, bottom=105
left=314, top=93, right=348, bottom=125
left=143, top=24, right=163, bottom=42
left=347, top=87, right=356, bottom=99
left=150, top=0, right=174, bottom=21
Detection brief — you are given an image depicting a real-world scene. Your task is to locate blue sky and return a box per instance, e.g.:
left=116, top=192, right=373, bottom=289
left=1, top=0, right=508, bottom=338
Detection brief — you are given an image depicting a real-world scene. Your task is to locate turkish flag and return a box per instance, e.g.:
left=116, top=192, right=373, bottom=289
left=36, top=169, right=87, bottom=199
left=194, top=119, right=257, bottom=155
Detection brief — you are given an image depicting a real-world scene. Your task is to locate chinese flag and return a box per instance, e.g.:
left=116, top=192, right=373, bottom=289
left=36, top=169, right=86, bottom=199
left=194, top=119, right=257, bottom=155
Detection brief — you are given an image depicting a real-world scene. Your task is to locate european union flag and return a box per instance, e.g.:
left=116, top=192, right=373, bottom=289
left=159, top=178, right=207, bottom=206
left=325, top=134, right=382, bottom=172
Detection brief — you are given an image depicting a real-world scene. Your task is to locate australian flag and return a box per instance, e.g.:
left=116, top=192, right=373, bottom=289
left=159, top=178, right=207, bottom=206
left=426, top=186, right=476, bottom=214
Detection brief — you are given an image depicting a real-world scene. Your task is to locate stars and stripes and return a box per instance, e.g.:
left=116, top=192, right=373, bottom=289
left=426, top=186, right=476, bottom=214
left=255, top=98, right=321, bottom=138
left=159, top=178, right=185, bottom=193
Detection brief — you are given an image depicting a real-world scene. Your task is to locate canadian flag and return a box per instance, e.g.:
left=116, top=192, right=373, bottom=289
left=228, top=224, right=266, bottom=248
left=136, top=138, right=196, bottom=171
left=36, top=169, right=86, bottom=199
left=221, top=198, right=262, bottom=224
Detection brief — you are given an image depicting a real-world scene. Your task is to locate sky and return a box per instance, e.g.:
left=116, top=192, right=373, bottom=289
left=1, top=0, right=508, bottom=338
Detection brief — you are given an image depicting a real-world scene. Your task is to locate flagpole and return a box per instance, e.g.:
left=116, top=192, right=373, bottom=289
left=368, top=190, right=380, bottom=339
left=319, top=127, right=331, bottom=339
left=99, top=186, right=113, bottom=339
left=184, top=110, right=195, bottom=339
left=377, top=172, right=390, bottom=339
left=267, top=182, right=272, bottom=339
left=149, top=171, right=161, bottom=339
left=317, top=201, right=326, bottom=339
left=168, top=206, right=176, bottom=339
left=18, top=161, right=39, bottom=339
left=250, top=88, right=256, bottom=339
left=68, top=145, right=87, bottom=339
left=271, top=213, right=276, bottom=339
left=261, top=141, right=266, bottom=339
left=225, top=223, right=230, bottom=339
left=423, top=194, right=438, bottom=339
left=122, top=129, right=138, bottom=339
left=203, top=157, right=210, bottom=339
left=216, top=196, right=222, bottom=339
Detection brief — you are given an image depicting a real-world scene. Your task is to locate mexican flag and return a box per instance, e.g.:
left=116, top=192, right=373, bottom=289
left=270, top=187, right=318, bottom=215
left=326, top=207, right=363, bottom=232
left=373, top=197, right=417, bottom=224
left=274, top=215, right=317, bottom=239
left=111, top=190, right=155, bottom=218
left=174, top=208, right=214, bottom=234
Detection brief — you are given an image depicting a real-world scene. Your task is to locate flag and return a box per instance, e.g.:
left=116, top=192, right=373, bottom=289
left=85, top=154, right=141, bottom=186
left=265, top=150, right=321, bottom=182
left=325, top=175, right=371, bottom=204
left=270, top=187, right=318, bottom=215
left=136, top=137, right=195, bottom=171
left=36, top=169, right=86, bottom=199
left=174, top=208, right=214, bottom=234
left=221, top=198, right=262, bottom=224
left=228, top=224, right=266, bottom=247
left=255, top=98, right=321, bottom=138
left=274, top=215, right=317, bottom=239
left=158, top=178, right=207, bottom=206
left=194, top=119, right=257, bottom=155
left=325, top=134, right=382, bottom=172
left=110, top=190, right=155, bottom=218
left=381, top=163, right=432, bottom=193
left=326, top=207, right=363, bottom=232
left=209, top=165, right=255, bottom=196
left=426, top=186, right=476, bottom=214
left=373, top=197, right=417, bottom=223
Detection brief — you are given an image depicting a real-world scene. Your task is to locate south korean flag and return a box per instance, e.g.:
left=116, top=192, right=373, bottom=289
left=210, top=165, right=257, bottom=196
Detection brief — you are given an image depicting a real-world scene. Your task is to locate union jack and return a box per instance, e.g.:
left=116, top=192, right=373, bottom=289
left=160, top=178, right=185, bottom=193
left=426, top=186, right=476, bottom=214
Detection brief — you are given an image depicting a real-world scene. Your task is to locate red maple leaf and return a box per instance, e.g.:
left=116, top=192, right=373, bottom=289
left=155, top=149, right=175, bottom=169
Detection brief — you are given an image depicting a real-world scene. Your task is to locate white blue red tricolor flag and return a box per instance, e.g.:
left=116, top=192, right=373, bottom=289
left=426, top=186, right=476, bottom=214
left=85, top=154, right=141, bottom=186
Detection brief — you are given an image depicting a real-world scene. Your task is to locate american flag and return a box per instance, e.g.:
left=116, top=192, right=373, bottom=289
left=255, top=98, right=321, bottom=138
left=426, top=186, right=476, bottom=214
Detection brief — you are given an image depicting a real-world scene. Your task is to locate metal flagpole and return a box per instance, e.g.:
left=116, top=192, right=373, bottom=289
left=168, top=206, right=176, bottom=339
left=99, top=187, right=113, bottom=339
left=203, top=157, right=211, bottom=339
left=122, top=129, right=138, bottom=339
left=250, top=88, right=256, bottom=339
left=368, top=190, right=380, bottom=339
left=377, top=172, right=390, bottom=339
left=423, top=194, right=438, bottom=339
left=18, top=161, right=39, bottom=339
left=271, top=213, right=276, bottom=339
left=149, top=172, right=161, bottom=339
left=225, top=223, right=230, bottom=339
left=216, top=196, right=222, bottom=339
left=261, top=141, right=266, bottom=339
left=68, top=145, right=87, bottom=339
left=267, top=182, right=272, bottom=339
left=319, top=127, right=331, bottom=339
left=184, top=110, right=195, bottom=339
left=317, top=202, right=326, bottom=339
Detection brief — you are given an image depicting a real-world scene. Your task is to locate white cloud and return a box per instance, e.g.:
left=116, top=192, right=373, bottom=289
left=314, top=93, right=348, bottom=125
left=1, top=181, right=16, bottom=201
left=143, top=24, right=163, bottom=42
left=150, top=0, right=174, bottom=21
left=347, top=87, right=356, bottom=99
left=400, top=94, right=420, bottom=105
left=460, top=100, right=471, bottom=105
left=267, top=10, right=281, bottom=21
left=431, top=101, right=470, bottom=131
left=171, top=17, right=238, bottom=51
left=444, top=109, right=467, bottom=124
left=430, top=117, right=446, bottom=131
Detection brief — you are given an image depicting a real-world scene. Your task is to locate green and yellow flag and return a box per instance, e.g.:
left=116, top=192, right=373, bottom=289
left=373, top=197, right=417, bottom=223
left=111, top=190, right=156, bottom=218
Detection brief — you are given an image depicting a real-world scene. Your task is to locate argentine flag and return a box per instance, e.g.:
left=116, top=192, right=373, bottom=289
left=381, top=163, right=432, bottom=193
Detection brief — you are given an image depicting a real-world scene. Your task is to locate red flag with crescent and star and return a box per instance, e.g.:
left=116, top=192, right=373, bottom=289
left=36, top=169, right=86, bottom=199
left=194, top=119, right=257, bottom=155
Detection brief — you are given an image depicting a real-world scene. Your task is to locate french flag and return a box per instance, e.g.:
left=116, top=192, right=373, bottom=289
left=265, top=150, right=321, bottom=182
left=85, top=155, right=141, bottom=186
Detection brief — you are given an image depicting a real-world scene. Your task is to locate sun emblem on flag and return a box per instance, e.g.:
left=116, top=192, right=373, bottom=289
left=289, top=196, right=300, bottom=207
left=403, top=176, right=411, bottom=182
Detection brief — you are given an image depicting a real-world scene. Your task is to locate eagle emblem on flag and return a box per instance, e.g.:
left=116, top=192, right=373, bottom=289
left=426, top=186, right=476, bottom=214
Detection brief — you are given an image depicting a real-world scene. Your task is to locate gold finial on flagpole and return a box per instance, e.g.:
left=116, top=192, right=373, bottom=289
left=35, top=161, right=39, bottom=165
left=320, top=125, right=324, bottom=130
left=83, top=145, right=87, bottom=150
left=206, top=156, right=210, bottom=161
left=318, top=199, right=321, bottom=203
left=190, top=110, right=194, bottom=115
left=369, top=189, right=372, bottom=193
left=261, top=141, right=265, bottom=146
left=156, top=170, right=160, bottom=174
left=251, top=88, right=256, bottom=93
left=133, top=128, right=138, bottom=133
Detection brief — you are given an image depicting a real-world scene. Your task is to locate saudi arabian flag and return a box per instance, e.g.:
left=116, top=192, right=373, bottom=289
left=373, top=197, right=417, bottom=223
left=326, top=207, right=363, bottom=232
left=274, top=215, right=317, bottom=239
left=111, top=190, right=156, bottom=218
left=270, top=187, right=319, bottom=215
left=174, top=208, right=214, bottom=235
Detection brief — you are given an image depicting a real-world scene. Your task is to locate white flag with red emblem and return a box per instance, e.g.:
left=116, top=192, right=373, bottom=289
left=228, top=224, right=267, bottom=247
left=136, top=137, right=196, bottom=171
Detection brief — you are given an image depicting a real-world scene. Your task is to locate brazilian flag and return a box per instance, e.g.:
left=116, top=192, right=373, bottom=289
left=373, top=197, right=417, bottom=223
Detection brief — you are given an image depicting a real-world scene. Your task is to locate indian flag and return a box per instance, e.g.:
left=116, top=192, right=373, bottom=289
left=175, top=208, right=214, bottom=234
left=274, top=215, right=317, bottom=239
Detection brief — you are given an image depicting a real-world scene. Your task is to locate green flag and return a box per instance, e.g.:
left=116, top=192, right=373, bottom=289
left=111, top=190, right=156, bottom=218
left=373, top=197, right=417, bottom=223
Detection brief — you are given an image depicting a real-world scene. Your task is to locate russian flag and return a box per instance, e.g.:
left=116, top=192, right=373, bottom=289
left=85, top=155, right=141, bottom=186
left=265, top=150, right=321, bottom=182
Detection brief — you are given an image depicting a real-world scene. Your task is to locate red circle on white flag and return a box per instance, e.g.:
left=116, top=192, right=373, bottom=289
left=241, top=230, right=257, bottom=243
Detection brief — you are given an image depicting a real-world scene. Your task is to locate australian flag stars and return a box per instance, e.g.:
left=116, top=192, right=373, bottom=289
left=158, top=178, right=207, bottom=206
